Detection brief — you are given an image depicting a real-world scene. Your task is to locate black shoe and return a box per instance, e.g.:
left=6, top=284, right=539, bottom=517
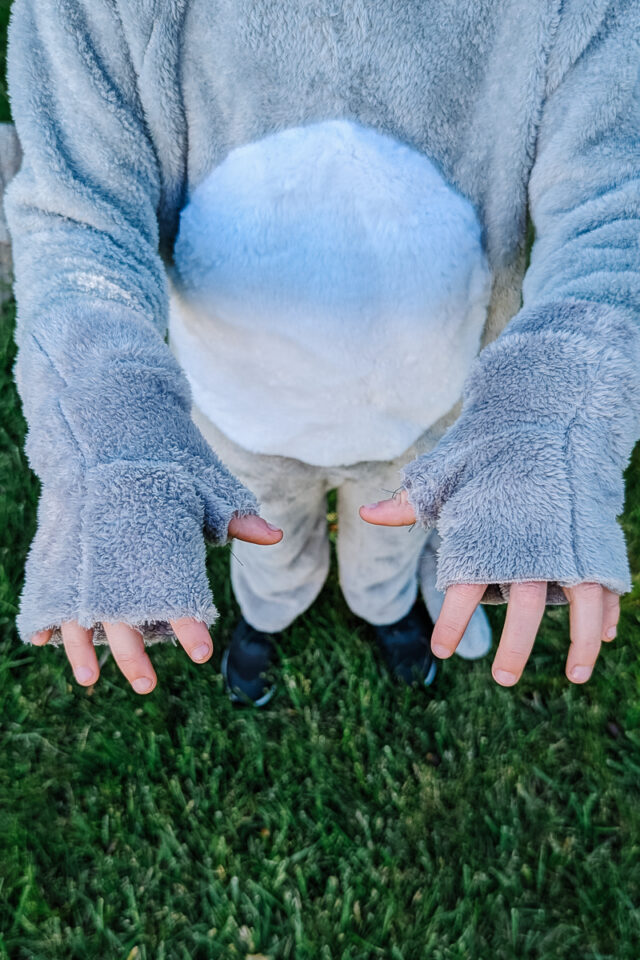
left=221, top=617, right=278, bottom=707
left=373, top=600, right=438, bottom=687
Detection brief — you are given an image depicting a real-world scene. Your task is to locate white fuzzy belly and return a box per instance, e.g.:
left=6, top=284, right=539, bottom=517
left=169, top=118, right=491, bottom=466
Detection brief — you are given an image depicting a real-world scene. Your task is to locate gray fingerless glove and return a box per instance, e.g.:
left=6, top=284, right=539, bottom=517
left=401, top=299, right=640, bottom=605
left=15, top=312, right=259, bottom=645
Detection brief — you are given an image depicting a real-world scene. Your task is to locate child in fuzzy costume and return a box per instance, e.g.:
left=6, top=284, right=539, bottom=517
left=4, top=0, right=639, bottom=700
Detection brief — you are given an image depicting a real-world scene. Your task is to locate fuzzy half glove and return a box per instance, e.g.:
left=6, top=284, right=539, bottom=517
left=402, top=2, right=640, bottom=605
left=402, top=300, right=639, bottom=605
left=5, top=0, right=259, bottom=645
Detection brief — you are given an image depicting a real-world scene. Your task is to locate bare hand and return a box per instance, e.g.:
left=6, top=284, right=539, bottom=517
left=360, top=490, right=619, bottom=685
left=29, top=514, right=283, bottom=693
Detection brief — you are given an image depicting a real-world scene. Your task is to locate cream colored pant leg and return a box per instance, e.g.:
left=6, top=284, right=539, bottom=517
left=333, top=401, right=461, bottom=624
left=191, top=403, right=331, bottom=632
left=336, top=465, right=430, bottom=625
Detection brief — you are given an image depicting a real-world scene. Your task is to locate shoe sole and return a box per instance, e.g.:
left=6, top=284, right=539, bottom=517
left=424, top=657, right=438, bottom=687
left=220, top=648, right=277, bottom=707
left=391, top=653, right=438, bottom=687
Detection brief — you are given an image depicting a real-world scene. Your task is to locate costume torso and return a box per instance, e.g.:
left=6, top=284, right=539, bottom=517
left=160, top=0, right=549, bottom=464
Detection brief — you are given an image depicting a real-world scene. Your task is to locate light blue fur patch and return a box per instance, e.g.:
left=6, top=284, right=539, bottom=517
left=171, top=118, right=492, bottom=465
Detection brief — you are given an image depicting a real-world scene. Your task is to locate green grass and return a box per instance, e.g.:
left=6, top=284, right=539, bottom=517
left=2, top=293, right=640, bottom=960
left=0, top=1, right=12, bottom=124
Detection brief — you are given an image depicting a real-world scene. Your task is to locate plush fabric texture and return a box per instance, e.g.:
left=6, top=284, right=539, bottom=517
left=13, top=307, right=259, bottom=646
left=401, top=0, right=640, bottom=601
left=402, top=300, right=640, bottom=603
left=4, top=0, right=640, bottom=644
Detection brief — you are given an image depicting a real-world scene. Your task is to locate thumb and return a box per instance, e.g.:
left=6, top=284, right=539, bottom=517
left=359, top=488, right=417, bottom=526
left=192, top=463, right=278, bottom=544
left=228, top=513, right=283, bottom=545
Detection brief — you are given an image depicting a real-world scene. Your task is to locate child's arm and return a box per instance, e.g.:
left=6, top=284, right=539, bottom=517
left=365, top=0, right=640, bottom=679
left=5, top=0, right=263, bottom=656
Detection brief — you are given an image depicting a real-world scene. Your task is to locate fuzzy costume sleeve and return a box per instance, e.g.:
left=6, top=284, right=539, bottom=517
left=402, top=0, right=640, bottom=605
left=4, top=0, right=259, bottom=645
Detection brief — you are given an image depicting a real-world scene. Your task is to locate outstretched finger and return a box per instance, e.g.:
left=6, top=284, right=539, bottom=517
left=491, top=581, right=546, bottom=686
left=103, top=621, right=157, bottom=694
left=430, top=583, right=487, bottom=658
left=601, top=587, right=620, bottom=642
left=170, top=616, right=213, bottom=663
left=562, top=582, right=604, bottom=684
left=229, top=514, right=283, bottom=545
left=61, top=620, right=99, bottom=686
left=359, top=488, right=417, bottom=526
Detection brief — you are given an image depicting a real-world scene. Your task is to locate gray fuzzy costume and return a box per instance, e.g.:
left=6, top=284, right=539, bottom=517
left=4, top=0, right=640, bottom=645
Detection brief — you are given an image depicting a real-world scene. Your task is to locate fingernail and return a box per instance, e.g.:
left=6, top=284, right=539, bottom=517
left=75, top=666, right=94, bottom=683
left=494, top=669, right=517, bottom=686
left=192, top=643, right=211, bottom=662
left=606, top=626, right=617, bottom=639
left=570, top=665, right=592, bottom=683
left=266, top=522, right=281, bottom=532
left=132, top=677, right=153, bottom=694
left=431, top=643, right=450, bottom=658
left=363, top=502, right=379, bottom=510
